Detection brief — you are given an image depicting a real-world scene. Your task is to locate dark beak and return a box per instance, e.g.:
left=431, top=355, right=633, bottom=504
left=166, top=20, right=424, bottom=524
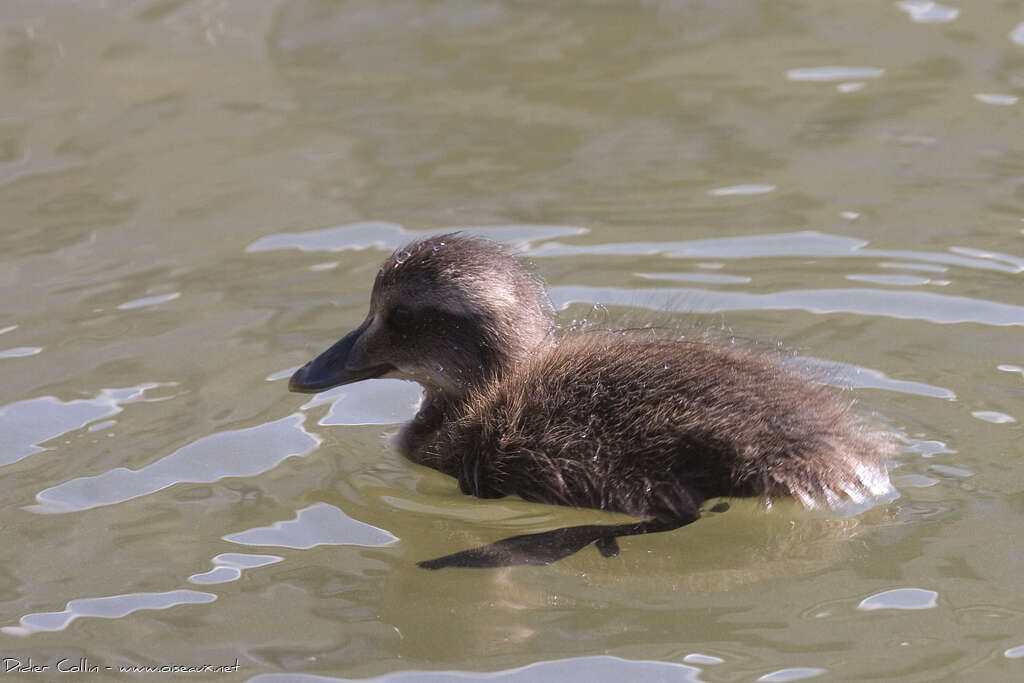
left=288, top=323, right=392, bottom=393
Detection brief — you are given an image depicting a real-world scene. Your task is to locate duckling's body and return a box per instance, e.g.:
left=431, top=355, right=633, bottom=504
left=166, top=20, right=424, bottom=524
left=290, top=234, right=894, bottom=569
left=419, top=333, right=891, bottom=517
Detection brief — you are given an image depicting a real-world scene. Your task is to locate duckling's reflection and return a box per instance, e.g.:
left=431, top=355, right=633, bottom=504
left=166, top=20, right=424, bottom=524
left=339, top=491, right=896, bottom=662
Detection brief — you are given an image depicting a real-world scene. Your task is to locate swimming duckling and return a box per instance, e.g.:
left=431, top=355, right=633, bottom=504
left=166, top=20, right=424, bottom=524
left=290, top=234, right=895, bottom=569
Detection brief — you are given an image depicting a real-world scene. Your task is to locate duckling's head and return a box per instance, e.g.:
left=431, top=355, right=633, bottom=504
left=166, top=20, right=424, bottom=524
left=289, top=234, right=553, bottom=402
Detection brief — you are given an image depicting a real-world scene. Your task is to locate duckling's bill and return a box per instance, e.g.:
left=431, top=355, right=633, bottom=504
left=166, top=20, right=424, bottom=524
left=289, top=321, right=392, bottom=393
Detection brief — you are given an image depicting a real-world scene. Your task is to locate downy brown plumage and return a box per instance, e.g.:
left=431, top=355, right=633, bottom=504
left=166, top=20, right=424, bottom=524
left=290, top=234, right=895, bottom=569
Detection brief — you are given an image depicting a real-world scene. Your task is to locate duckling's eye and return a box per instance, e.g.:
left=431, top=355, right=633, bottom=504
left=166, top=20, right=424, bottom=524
left=387, top=306, right=416, bottom=332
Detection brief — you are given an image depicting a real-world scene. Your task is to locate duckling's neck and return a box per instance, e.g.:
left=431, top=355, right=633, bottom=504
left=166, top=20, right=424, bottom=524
left=397, top=329, right=554, bottom=469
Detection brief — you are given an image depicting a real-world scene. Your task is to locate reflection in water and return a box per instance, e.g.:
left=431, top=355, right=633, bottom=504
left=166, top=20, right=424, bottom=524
left=2, top=590, right=216, bottom=636
left=0, top=346, right=42, bottom=358
left=757, top=668, right=827, bottom=682
left=247, top=655, right=705, bottom=683
left=1014, top=22, right=1024, bottom=45
left=879, top=261, right=948, bottom=273
left=970, top=410, right=1015, bottom=424
left=188, top=553, right=282, bottom=585
left=845, top=273, right=937, bottom=286
left=974, top=93, right=1019, bottom=106
left=297, top=379, right=421, bottom=427
left=901, top=438, right=956, bottom=458
left=896, top=1, right=959, bottom=24
left=551, top=285, right=1024, bottom=326
left=29, top=413, right=320, bottom=512
left=530, top=232, right=1024, bottom=273
left=637, top=271, right=752, bottom=285
left=785, top=67, right=885, bottom=82
left=369, top=502, right=896, bottom=663
left=891, top=473, right=939, bottom=489
left=857, top=588, right=939, bottom=611
left=928, top=464, right=972, bottom=479
left=796, top=358, right=956, bottom=400
left=997, top=364, right=1024, bottom=378
left=267, top=365, right=302, bottom=381
left=224, top=502, right=398, bottom=549
left=0, top=384, right=159, bottom=467
left=247, top=221, right=586, bottom=254
left=116, top=291, right=181, bottom=310
left=708, top=183, right=775, bottom=196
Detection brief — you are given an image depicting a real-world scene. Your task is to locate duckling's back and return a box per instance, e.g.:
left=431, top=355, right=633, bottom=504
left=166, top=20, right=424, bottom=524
left=427, top=332, right=894, bottom=521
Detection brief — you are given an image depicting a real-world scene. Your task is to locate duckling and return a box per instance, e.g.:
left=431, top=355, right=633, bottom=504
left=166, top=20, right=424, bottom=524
left=290, top=234, right=895, bottom=569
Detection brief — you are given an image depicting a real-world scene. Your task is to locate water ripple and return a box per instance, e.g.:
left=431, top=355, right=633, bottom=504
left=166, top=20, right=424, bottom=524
left=857, top=588, right=938, bottom=611
left=247, top=222, right=586, bottom=254
left=845, top=274, right=936, bottom=287
left=798, top=358, right=955, bottom=399
left=1011, top=22, right=1024, bottom=46
left=758, top=668, right=826, bottom=683
left=902, top=438, right=956, bottom=458
left=0, top=346, right=43, bottom=358
left=971, top=411, right=1016, bottom=424
left=998, top=364, right=1024, bottom=378
left=299, top=378, right=422, bottom=426
left=929, top=464, right=973, bottom=479
left=117, top=292, right=181, bottom=310
left=188, top=553, right=282, bottom=585
left=786, top=67, right=885, bottom=82
left=2, top=590, right=215, bottom=636
left=529, top=232, right=1023, bottom=273
left=897, top=1, right=959, bottom=24
left=246, top=656, right=704, bottom=683
left=638, top=272, right=752, bottom=285
left=29, top=413, right=320, bottom=513
left=0, top=384, right=159, bottom=468
left=550, top=285, right=1024, bottom=326
left=708, top=184, right=775, bottom=196
left=974, top=93, right=1019, bottom=106
left=879, top=261, right=948, bottom=273
left=892, top=474, right=939, bottom=488
left=224, top=502, right=398, bottom=549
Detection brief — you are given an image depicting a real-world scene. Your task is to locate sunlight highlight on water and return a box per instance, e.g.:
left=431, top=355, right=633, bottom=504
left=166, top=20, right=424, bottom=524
left=247, top=222, right=587, bottom=254
left=896, top=1, right=959, bottom=24
left=550, top=286, right=1024, bottom=326
left=30, top=413, right=320, bottom=512
left=0, top=384, right=159, bottom=467
left=785, top=67, right=885, bottom=82
left=188, top=553, right=283, bottom=585
left=857, top=588, right=939, bottom=611
left=3, top=590, right=216, bottom=636
left=224, top=502, right=398, bottom=549
left=757, top=668, right=827, bottom=682
left=247, top=656, right=705, bottom=683
left=0, top=346, right=42, bottom=358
